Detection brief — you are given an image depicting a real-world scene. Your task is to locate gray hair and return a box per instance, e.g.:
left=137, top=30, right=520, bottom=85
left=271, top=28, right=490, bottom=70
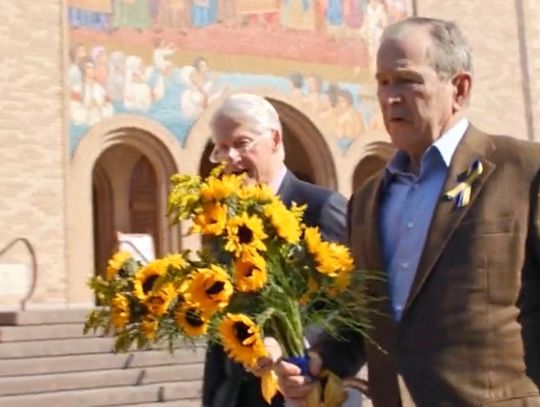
left=382, top=17, right=473, bottom=79
left=211, top=93, right=283, bottom=137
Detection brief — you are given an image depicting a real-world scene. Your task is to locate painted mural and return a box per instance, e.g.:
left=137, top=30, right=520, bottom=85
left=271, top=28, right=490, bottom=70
left=67, top=0, right=412, bottom=153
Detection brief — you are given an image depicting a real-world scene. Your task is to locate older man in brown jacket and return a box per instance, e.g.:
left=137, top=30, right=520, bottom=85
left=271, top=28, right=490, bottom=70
left=276, top=16, right=540, bottom=407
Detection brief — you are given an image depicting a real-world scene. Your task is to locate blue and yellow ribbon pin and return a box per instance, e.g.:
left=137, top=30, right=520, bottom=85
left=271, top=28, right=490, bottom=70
left=444, top=159, right=483, bottom=208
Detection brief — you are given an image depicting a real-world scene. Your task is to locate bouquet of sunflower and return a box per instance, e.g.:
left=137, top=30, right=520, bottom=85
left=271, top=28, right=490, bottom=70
left=84, top=167, right=373, bottom=406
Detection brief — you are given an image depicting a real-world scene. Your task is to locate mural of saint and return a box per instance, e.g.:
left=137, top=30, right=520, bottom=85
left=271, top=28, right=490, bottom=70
left=124, top=55, right=153, bottom=111
left=191, top=0, right=218, bottom=28
left=216, top=0, right=237, bottom=26
left=68, top=0, right=112, bottom=30
left=361, top=0, right=387, bottom=71
left=156, top=0, right=191, bottom=29
left=385, top=0, right=412, bottom=23
left=112, top=0, right=151, bottom=30
left=281, top=0, right=316, bottom=31
left=106, top=51, right=127, bottom=104
left=235, top=0, right=280, bottom=27
left=304, top=74, right=326, bottom=114
left=179, top=57, right=226, bottom=119
left=71, top=57, right=114, bottom=126
left=90, top=46, right=109, bottom=86
left=335, top=89, right=365, bottom=152
left=325, top=0, right=344, bottom=27
left=344, top=0, right=365, bottom=29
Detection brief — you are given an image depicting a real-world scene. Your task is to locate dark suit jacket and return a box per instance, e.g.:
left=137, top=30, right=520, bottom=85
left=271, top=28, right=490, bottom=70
left=202, top=170, right=348, bottom=407
left=314, top=126, right=540, bottom=407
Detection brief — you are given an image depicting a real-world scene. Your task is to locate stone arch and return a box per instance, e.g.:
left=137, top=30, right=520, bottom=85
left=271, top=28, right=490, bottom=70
left=66, top=115, right=182, bottom=304
left=184, top=88, right=341, bottom=191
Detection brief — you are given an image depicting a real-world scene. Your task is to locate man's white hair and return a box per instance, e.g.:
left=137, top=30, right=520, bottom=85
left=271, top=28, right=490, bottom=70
left=211, top=93, right=285, bottom=159
left=212, top=93, right=283, bottom=137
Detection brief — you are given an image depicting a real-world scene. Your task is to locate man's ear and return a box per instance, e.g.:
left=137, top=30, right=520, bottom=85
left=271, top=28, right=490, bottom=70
left=272, top=130, right=282, bottom=152
left=452, top=71, right=472, bottom=109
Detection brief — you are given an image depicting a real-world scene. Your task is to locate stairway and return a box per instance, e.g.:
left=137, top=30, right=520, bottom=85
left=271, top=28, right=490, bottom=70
left=0, top=309, right=205, bottom=406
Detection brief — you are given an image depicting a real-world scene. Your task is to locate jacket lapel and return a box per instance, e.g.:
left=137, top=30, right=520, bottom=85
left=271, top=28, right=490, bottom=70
left=404, top=126, right=496, bottom=313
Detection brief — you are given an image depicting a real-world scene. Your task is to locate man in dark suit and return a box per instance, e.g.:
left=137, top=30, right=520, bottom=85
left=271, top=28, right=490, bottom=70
left=277, top=17, right=540, bottom=407
left=202, top=93, right=347, bottom=407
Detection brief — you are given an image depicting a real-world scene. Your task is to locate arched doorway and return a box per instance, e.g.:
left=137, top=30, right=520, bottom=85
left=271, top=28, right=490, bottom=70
left=92, top=163, right=114, bottom=277
left=68, top=117, right=182, bottom=304
left=352, top=142, right=395, bottom=192
left=198, top=99, right=337, bottom=188
left=92, top=143, right=164, bottom=275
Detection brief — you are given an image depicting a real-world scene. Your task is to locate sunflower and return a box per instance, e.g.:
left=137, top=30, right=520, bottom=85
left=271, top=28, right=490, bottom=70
left=225, top=212, right=268, bottom=256
left=307, top=235, right=355, bottom=279
left=219, top=313, right=267, bottom=368
left=133, top=259, right=168, bottom=301
left=162, top=253, right=188, bottom=270
left=304, top=227, right=324, bottom=255
left=110, top=294, right=130, bottom=331
left=299, top=277, right=319, bottom=305
left=140, top=316, right=158, bottom=340
left=237, top=183, right=275, bottom=203
left=233, top=252, right=268, bottom=292
left=191, top=202, right=227, bottom=236
left=174, top=305, right=209, bottom=337
left=144, top=283, right=176, bottom=317
left=315, top=243, right=355, bottom=278
left=200, top=174, right=244, bottom=202
left=105, top=251, right=132, bottom=280
left=263, top=200, right=302, bottom=244
left=180, top=265, right=233, bottom=313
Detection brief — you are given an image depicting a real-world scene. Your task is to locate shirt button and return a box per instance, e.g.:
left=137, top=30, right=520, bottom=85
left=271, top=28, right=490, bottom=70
left=401, top=261, right=409, bottom=269
left=406, top=222, right=414, bottom=229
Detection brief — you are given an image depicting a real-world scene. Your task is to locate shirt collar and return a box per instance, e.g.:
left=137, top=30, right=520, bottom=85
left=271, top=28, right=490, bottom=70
left=269, top=165, right=288, bottom=193
left=432, top=118, right=469, bottom=167
left=386, top=118, right=469, bottom=175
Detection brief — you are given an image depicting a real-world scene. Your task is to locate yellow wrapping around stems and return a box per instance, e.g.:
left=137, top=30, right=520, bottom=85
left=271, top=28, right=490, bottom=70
left=262, top=370, right=280, bottom=404
left=261, top=370, right=347, bottom=407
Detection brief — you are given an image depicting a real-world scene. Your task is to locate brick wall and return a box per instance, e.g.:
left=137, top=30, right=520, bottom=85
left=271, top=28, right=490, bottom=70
left=418, top=0, right=530, bottom=140
left=0, top=1, right=67, bottom=304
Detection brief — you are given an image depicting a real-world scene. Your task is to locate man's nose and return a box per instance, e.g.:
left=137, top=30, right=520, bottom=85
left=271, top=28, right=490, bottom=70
left=380, top=86, right=402, bottom=105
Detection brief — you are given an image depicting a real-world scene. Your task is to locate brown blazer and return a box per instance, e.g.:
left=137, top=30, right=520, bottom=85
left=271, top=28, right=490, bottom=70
left=315, top=126, right=540, bottom=407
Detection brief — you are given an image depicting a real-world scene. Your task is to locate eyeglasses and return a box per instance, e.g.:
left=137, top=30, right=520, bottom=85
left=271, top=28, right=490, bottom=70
left=209, top=133, right=272, bottom=164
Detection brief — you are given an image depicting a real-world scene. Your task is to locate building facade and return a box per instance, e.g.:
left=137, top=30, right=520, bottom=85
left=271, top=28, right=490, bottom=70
left=1, top=0, right=539, bottom=308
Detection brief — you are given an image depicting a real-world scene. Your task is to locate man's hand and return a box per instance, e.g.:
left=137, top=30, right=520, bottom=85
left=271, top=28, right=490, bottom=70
left=246, top=337, right=282, bottom=377
left=274, top=351, right=323, bottom=407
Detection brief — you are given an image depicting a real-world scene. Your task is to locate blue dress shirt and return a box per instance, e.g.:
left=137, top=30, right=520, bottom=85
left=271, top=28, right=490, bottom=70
left=380, top=119, right=469, bottom=321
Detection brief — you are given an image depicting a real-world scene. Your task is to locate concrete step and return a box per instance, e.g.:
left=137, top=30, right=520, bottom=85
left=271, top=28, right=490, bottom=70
left=0, top=309, right=90, bottom=325
left=0, top=363, right=203, bottom=396
left=0, top=380, right=202, bottom=407
left=0, top=323, right=96, bottom=342
left=0, top=336, right=114, bottom=358
left=0, top=347, right=206, bottom=376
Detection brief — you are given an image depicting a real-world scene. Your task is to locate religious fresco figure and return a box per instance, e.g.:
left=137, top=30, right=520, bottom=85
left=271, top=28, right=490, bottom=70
left=281, top=0, right=316, bottom=31
left=191, top=0, right=218, bottom=28
left=112, top=0, right=151, bottom=30
left=68, top=0, right=112, bottom=30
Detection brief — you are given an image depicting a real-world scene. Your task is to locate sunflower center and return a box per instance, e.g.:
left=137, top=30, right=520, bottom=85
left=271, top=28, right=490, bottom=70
left=238, top=225, right=254, bottom=244
left=185, top=308, right=204, bottom=327
left=244, top=265, right=254, bottom=277
left=142, top=275, right=159, bottom=294
left=205, top=281, right=225, bottom=295
left=233, top=321, right=253, bottom=344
